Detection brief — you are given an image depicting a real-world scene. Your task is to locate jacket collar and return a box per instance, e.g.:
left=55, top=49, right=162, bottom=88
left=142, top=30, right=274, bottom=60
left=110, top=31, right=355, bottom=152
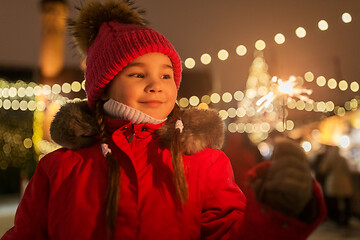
left=50, top=101, right=224, bottom=155
left=103, top=117, right=164, bottom=135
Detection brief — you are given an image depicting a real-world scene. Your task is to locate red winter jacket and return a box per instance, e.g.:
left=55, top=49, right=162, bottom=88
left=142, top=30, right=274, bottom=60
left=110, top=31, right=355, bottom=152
left=1, top=102, right=326, bottom=240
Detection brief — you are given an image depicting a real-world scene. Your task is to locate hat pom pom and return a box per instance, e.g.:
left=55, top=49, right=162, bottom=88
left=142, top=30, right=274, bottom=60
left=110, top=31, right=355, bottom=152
left=69, top=0, right=147, bottom=55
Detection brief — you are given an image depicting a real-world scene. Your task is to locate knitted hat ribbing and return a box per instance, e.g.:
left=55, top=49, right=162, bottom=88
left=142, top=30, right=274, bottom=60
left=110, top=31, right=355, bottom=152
left=70, top=1, right=182, bottom=109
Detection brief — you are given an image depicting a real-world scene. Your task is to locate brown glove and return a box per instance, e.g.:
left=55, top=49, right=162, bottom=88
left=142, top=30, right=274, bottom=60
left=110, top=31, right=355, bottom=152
left=257, top=137, right=313, bottom=217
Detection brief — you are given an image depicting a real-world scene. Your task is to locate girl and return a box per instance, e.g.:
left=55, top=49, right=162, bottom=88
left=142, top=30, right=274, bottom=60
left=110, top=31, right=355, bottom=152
left=2, top=1, right=326, bottom=239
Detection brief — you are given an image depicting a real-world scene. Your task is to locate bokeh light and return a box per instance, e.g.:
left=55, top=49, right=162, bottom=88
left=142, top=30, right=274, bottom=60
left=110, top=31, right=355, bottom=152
left=236, top=45, right=247, bottom=56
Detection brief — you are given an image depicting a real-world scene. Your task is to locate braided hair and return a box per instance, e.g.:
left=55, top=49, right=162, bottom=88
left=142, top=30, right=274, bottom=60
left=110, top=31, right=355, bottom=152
left=96, top=101, right=120, bottom=240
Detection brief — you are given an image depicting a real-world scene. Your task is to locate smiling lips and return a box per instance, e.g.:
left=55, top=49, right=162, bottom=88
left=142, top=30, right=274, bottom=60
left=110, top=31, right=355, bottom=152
left=140, top=100, right=164, bottom=107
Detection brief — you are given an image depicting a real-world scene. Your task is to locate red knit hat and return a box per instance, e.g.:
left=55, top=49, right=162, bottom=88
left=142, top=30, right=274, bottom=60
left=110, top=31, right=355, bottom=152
left=70, top=1, right=182, bottom=109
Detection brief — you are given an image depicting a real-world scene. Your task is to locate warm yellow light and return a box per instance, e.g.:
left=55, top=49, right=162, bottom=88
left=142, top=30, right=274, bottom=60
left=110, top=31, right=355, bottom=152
left=236, top=45, right=247, bottom=56
left=71, top=81, right=82, bottom=92
left=44, top=85, right=52, bottom=95
left=245, top=123, right=254, bottom=133
left=296, top=100, right=305, bottom=110
left=201, top=95, right=211, bottom=104
left=28, top=100, right=37, bottom=111
left=275, top=122, right=285, bottom=132
left=286, top=120, right=294, bottom=130
left=228, top=123, right=238, bottom=133
left=237, top=107, right=246, bottom=117
left=24, top=138, right=33, bottom=149
left=62, top=83, right=71, bottom=93
left=305, top=102, right=313, bottom=111
left=222, top=92, right=232, bottom=103
left=52, top=84, right=61, bottom=94
left=34, top=86, right=42, bottom=96
left=200, top=54, right=211, bottom=65
left=345, top=101, right=351, bottom=111
left=316, top=76, right=326, bottom=87
left=326, top=101, right=335, bottom=111
left=2, top=88, right=9, bottom=98
left=317, top=101, right=326, bottom=112
left=350, top=99, right=358, bottom=109
left=227, top=108, right=237, bottom=118
left=318, top=20, right=328, bottom=31
left=184, top=58, right=196, bottom=69
left=82, top=80, right=86, bottom=90
left=255, top=40, right=266, bottom=51
left=37, top=101, right=46, bottom=111
left=3, top=99, right=11, bottom=110
left=11, top=100, right=20, bottom=110
left=179, top=97, right=189, bottom=108
left=219, top=110, right=228, bottom=120
left=210, top=93, right=221, bottom=103
left=339, top=80, right=348, bottom=91
left=237, top=123, right=245, bottom=133
left=218, top=49, right=229, bottom=61
left=274, top=33, right=285, bottom=44
left=304, top=72, right=314, bottom=82
left=342, top=12, right=352, bottom=23
left=350, top=81, right=359, bottom=92
left=20, top=101, right=27, bottom=111
left=189, top=96, right=200, bottom=106
left=9, top=87, right=17, bottom=97
left=17, top=87, right=26, bottom=97
left=336, top=107, right=345, bottom=116
left=260, top=122, right=270, bottom=132
left=246, top=89, right=256, bottom=99
left=197, top=102, right=209, bottom=110
left=287, top=98, right=296, bottom=109
left=234, top=91, right=244, bottom=101
left=327, top=78, right=337, bottom=89
left=295, top=27, right=306, bottom=38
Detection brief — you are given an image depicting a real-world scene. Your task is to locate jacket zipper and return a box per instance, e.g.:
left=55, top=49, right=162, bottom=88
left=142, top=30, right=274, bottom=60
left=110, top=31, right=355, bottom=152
left=128, top=124, right=135, bottom=143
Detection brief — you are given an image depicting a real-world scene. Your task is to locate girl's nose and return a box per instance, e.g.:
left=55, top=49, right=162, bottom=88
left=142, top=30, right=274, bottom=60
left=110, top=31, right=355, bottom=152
left=145, top=77, right=163, bottom=93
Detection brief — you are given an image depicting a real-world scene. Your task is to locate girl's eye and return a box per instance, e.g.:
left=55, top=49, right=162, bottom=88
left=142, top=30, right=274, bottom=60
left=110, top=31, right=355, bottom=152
left=129, top=73, right=144, bottom=78
left=161, top=74, right=172, bottom=79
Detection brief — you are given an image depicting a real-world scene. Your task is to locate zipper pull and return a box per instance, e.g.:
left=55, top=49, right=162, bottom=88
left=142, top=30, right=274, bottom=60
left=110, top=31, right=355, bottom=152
left=128, top=124, right=135, bottom=143
left=128, top=132, right=134, bottom=143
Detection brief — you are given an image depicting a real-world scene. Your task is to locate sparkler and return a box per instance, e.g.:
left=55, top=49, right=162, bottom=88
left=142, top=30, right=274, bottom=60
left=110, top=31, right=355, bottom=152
left=256, top=76, right=313, bottom=131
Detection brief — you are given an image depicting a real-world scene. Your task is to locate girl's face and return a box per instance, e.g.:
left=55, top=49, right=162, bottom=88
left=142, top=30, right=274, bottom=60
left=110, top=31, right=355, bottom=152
left=107, top=52, right=178, bottom=120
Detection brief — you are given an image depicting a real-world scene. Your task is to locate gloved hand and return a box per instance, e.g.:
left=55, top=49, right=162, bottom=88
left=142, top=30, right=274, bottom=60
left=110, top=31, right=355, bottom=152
left=256, top=137, right=313, bottom=217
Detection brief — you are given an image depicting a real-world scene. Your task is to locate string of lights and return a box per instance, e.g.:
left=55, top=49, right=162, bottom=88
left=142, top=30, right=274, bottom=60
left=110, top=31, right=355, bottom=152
left=183, top=12, right=353, bottom=69
left=0, top=75, right=358, bottom=116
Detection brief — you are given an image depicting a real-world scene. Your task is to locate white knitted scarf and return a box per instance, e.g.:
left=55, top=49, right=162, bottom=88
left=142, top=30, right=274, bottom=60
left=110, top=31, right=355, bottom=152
left=103, top=99, right=167, bottom=125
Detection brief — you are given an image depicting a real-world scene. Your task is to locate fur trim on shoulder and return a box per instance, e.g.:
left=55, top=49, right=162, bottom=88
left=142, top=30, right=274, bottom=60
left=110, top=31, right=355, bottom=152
left=69, top=0, right=146, bottom=55
left=157, top=108, right=225, bottom=155
left=50, top=101, right=99, bottom=149
left=50, top=101, right=225, bottom=154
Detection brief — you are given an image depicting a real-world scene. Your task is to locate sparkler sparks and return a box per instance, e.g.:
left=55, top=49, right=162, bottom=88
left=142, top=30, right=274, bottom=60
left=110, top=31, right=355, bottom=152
left=256, top=76, right=313, bottom=112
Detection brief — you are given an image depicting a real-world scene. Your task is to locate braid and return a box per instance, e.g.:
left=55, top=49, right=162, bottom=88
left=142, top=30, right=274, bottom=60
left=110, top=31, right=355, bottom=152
left=95, top=101, right=121, bottom=240
left=169, top=104, right=188, bottom=204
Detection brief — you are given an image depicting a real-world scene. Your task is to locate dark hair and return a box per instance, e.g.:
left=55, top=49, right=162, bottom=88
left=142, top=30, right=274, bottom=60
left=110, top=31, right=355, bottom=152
left=168, top=103, right=188, bottom=204
left=95, top=101, right=188, bottom=239
left=96, top=101, right=120, bottom=240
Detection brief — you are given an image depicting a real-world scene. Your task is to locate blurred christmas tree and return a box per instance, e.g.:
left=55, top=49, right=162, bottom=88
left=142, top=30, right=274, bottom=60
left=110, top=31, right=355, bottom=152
left=236, top=50, right=283, bottom=143
left=0, top=107, right=36, bottom=194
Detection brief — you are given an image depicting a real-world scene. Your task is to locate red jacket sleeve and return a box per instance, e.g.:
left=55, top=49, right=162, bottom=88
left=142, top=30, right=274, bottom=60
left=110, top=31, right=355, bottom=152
left=201, top=150, right=246, bottom=240
left=239, top=161, right=327, bottom=240
left=1, top=159, right=50, bottom=240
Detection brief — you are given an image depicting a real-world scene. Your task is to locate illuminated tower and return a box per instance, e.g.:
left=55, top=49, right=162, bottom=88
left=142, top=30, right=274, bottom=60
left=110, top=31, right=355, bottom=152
left=39, top=0, right=68, bottom=79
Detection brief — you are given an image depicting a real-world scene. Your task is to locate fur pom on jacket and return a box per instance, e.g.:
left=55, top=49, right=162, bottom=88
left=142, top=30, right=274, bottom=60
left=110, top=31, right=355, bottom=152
left=50, top=101, right=224, bottom=155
